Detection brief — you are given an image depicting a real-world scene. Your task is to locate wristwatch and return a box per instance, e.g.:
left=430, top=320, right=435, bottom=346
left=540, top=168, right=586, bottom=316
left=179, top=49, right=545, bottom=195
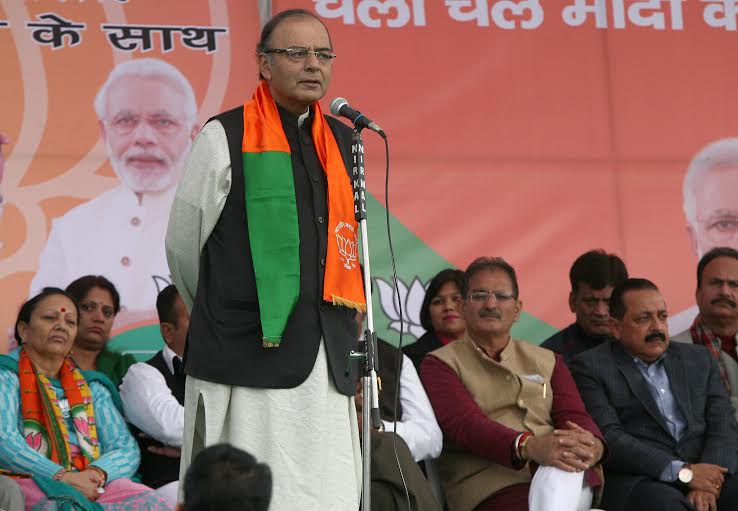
left=678, top=463, right=693, bottom=484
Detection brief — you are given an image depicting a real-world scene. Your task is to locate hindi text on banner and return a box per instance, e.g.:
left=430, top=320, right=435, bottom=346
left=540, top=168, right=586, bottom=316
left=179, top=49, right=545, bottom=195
left=101, top=23, right=227, bottom=53
left=315, top=0, right=427, bottom=27
left=179, top=26, right=228, bottom=53
left=702, top=0, right=738, bottom=31
left=26, top=13, right=86, bottom=49
left=562, top=0, right=684, bottom=29
left=491, top=0, right=544, bottom=29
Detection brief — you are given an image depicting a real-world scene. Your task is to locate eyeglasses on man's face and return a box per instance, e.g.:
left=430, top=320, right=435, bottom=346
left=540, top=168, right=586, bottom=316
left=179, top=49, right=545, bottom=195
left=468, top=290, right=516, bottom=304
left=262, top=46, right=336, bottom=64
left=107, top=113, right=183, bottom=136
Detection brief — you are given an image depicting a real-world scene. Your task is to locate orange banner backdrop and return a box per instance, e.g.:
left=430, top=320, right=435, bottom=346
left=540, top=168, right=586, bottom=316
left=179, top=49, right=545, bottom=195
left=3, top=0, right=738, bottom=352
left=0, top=1, right=261, bottom=349
left=274, top=0, right=738, bottom=339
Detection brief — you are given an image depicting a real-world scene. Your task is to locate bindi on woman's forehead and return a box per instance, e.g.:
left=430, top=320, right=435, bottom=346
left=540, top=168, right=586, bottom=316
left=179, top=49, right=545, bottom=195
left=60, top=307, right=66, bottom=313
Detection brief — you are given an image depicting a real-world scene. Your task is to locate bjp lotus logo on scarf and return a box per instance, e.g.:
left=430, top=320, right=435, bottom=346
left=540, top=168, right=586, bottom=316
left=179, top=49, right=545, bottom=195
left=23, top=424, right=49, bottom=457
left=335, top=222, right=358, bottom=270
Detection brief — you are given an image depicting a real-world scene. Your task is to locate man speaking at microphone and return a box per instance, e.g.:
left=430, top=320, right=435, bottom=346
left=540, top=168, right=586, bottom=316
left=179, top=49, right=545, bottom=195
left=166, top=9, right=365, bottom=510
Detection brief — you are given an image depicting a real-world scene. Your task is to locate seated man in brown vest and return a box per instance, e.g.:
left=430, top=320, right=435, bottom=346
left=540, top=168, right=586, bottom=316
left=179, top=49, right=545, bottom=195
left=120, top=284, right=189, bottom=507
left=421, top=257, right=606, bottom=511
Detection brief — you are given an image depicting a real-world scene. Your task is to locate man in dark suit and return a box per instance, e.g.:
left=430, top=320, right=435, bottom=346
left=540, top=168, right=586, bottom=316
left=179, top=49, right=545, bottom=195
left=571, top=278, right=738, bottom=511
left=542, top=249, right=628, bottom=364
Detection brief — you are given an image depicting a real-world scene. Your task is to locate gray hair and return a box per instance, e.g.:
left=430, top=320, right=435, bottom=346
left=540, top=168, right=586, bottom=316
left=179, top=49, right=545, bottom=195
left=684, top=137, right=738, bottom=226
left=94, top=58, right=197, bottom=124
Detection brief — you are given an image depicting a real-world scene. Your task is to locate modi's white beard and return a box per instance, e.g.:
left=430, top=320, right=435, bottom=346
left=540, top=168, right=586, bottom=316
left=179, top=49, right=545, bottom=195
left=107, top=139, right=192, bottom=194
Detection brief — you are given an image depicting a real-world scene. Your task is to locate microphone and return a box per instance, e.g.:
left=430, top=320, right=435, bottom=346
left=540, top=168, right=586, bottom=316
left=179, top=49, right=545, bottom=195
left=330, top=97, right=386, bottom=138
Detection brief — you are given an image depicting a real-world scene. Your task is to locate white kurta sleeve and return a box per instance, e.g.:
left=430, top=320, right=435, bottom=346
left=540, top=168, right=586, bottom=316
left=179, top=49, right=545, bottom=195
left=382, top=354, right=443, bottom=461
left=119, top=362, right=185, bottom=446
left=165, top=120, right=232, bottom=311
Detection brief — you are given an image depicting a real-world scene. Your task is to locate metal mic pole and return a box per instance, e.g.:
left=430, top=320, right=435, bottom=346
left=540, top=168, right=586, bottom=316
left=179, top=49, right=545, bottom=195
left=347, top=127, right=381, bottom=511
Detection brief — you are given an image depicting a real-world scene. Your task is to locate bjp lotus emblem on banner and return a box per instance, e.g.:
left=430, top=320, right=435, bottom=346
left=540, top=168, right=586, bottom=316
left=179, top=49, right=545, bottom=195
left=335, top=221, right=358, bottom=270
left=375, top=276, right=428, bottom=340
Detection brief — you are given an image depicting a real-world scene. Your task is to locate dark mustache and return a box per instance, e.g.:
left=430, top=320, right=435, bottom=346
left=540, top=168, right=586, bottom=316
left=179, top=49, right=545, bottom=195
left=711, top=297, right=736, bottom=308
left=479, top=308, right=501, bottom=319
left=645, top=332, right=666, bottom=343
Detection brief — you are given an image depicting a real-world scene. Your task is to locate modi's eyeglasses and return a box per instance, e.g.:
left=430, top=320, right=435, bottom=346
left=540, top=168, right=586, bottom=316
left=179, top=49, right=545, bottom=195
left=262, top=46, right=336, bottom=64
left=697, top=214, right=738, bottom=244
left=106, top=113, right=182, bottom=136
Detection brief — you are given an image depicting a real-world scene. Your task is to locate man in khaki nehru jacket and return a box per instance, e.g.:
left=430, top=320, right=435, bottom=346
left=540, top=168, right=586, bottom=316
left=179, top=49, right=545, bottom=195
left=420, top=257, right=605, bottom=511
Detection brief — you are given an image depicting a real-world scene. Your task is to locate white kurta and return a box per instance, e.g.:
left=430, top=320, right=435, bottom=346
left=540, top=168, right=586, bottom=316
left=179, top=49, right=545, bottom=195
left=168, top=119, right=361, bottom=509
left=30, top=184, right=176, bottom=312
left=383, top=353, right=442, bottom=462
left=180, top=341, right=361, bottom=510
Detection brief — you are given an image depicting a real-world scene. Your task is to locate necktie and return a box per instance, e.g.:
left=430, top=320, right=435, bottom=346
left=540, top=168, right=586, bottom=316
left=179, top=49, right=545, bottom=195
left=172, top=356, right=183, bottom=376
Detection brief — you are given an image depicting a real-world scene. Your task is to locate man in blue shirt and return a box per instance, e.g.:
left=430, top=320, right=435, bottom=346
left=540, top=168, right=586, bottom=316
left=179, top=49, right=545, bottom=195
left=571, top=278, right=738, bottom=511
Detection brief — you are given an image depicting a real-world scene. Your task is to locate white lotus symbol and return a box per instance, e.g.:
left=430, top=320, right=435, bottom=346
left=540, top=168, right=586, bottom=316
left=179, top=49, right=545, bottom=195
left=336, top=233, right=358, bottom=270
left=375, top=277, right=428, bottom=339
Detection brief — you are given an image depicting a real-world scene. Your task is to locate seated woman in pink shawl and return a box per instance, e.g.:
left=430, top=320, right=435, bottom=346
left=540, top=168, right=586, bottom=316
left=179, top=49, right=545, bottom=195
left=0, top=287, right=172, bottom=511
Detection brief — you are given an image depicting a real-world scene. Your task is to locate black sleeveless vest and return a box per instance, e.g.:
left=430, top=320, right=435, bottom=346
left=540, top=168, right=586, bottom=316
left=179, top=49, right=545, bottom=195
left=147, top=351, right=185, bottom=404
left=377, top=339, right=404, bottom=422
left=183, top=105, right=358, bottom=395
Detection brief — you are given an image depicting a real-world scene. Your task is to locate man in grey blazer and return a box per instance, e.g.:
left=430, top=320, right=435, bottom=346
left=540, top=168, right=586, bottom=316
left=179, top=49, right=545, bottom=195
left=571, top=278, right=738, bottom=511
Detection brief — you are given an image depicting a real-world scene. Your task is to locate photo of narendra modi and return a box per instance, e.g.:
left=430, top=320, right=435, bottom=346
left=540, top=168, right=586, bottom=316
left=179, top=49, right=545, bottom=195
left=29, top=58, right=199, bottom=328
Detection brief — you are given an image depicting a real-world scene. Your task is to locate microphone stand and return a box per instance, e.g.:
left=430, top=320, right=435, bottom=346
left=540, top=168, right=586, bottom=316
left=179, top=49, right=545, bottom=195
left=347, top=127, right=382, bottom=511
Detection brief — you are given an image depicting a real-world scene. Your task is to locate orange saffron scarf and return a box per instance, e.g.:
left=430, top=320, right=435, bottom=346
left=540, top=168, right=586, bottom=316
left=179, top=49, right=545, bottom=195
left=19, top=349, right=100, bottom=471
left=242, top=82, right=366, bottom=346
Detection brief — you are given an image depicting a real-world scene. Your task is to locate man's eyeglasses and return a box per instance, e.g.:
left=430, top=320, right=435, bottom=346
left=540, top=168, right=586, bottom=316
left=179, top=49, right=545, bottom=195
left=468, top=290, right=516, bottom=303
left=79, top=301, right=116, bottom=319
left=262, top=47, right=336, bottom=64
left=106, top=113, right=183, bottom=136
